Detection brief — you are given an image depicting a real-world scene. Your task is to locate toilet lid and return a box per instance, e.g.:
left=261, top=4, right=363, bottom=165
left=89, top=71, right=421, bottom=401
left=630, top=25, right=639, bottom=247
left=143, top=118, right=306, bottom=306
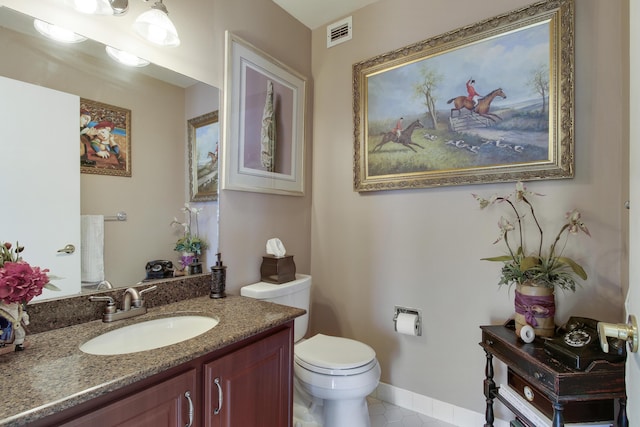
left=294, top=334, right=376, bottom=372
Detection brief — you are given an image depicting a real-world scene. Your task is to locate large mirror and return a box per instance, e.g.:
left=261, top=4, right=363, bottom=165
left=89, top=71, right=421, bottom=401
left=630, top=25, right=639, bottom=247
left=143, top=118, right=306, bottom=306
left=0, top=7, right=219, bottom=297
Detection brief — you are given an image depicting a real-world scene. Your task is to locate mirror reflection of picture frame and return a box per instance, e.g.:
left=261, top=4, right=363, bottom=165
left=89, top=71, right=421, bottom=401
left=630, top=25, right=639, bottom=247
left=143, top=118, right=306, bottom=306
left=188, top=110, right=219, bottom=202
left=222, top=31, right=306, bottom=196
left=80, top=98, right=132, bottom=177
left=353, top=0, right=574, bottom=192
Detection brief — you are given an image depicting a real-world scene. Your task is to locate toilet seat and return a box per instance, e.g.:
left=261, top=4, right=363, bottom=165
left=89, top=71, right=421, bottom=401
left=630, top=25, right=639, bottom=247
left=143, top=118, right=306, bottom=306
left=294, top=334, right=377, bottom=376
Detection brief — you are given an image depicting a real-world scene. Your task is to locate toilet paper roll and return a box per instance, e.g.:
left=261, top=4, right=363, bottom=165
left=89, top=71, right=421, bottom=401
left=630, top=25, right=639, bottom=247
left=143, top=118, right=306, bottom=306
left=520, top=324, right=536, bottom=343
left=395, top=313, right=419, bottom=336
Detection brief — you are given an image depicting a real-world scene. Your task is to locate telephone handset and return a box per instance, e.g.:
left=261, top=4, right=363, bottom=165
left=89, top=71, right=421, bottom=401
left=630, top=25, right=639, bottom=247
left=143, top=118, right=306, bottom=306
left=543, top=316, right=626, bottom=370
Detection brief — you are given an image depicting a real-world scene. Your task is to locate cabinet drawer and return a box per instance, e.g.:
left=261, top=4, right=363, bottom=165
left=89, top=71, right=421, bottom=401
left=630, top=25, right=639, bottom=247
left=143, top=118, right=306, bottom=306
left=508, top=369, right=613, bottom=423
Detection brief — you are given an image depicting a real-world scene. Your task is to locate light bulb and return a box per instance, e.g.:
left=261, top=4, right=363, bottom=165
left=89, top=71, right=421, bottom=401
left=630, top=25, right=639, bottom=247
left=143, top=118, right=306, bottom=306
left=105, top=46, right=150, bottom=67
left=133, top=2, right=180, bottom=47
left=33, top=19, right=87, bottom=43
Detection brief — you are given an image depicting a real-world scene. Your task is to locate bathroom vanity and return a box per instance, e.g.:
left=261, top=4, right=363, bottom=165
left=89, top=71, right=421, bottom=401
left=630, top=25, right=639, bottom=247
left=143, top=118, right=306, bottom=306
left=0, top=286, right=304, bottom=427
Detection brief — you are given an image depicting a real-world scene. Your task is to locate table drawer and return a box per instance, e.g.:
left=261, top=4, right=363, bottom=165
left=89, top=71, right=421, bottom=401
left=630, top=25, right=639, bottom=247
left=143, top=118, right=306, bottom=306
left=508, top=369, right=614, bottom=423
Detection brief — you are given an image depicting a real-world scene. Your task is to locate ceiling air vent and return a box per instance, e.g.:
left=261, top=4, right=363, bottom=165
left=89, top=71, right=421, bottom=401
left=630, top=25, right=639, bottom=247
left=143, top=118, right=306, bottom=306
left=327, top=16, right=352, bottom=48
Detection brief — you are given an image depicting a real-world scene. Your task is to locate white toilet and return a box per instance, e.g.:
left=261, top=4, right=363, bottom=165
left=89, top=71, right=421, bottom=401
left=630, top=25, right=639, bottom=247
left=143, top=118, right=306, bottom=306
left=241, top=274, right=381, bottom=427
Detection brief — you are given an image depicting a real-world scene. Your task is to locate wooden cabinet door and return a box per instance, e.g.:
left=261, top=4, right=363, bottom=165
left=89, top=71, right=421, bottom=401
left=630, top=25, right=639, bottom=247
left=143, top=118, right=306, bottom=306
left=60, top=369, right=197, bottom=427
left=203, top=328, right=293, bottom=427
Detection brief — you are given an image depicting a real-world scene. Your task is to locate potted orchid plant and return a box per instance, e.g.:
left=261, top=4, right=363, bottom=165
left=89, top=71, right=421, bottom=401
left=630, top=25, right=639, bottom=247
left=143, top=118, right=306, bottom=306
left=171, top=203, right=207, bottom=270
left=473, top=182, right=591, bottom=337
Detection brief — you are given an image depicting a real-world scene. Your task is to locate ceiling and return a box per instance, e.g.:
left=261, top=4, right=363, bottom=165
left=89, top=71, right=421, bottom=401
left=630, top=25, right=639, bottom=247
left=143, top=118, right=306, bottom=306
left=272, top=0, right=381, bottom=30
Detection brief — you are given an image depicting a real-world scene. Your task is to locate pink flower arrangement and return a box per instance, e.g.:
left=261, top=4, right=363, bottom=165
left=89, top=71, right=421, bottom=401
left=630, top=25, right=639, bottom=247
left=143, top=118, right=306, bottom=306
left=0, top=242, right=58, bottom=305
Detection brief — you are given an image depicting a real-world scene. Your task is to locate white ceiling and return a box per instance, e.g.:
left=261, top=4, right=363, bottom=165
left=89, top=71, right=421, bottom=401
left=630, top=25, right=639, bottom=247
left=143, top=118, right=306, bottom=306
left=272, top=0, right=381, bottom=30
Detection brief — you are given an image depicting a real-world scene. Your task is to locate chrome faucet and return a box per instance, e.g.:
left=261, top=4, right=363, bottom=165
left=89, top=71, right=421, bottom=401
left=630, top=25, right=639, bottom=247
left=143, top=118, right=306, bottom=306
left=122, top=287, right=141, bottom=311
left=89, top=285, right=158, bottom=323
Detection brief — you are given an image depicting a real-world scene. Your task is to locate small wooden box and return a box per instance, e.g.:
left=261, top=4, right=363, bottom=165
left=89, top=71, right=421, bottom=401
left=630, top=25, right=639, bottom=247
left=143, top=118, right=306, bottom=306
left=260, top=255, right=296, bottom=284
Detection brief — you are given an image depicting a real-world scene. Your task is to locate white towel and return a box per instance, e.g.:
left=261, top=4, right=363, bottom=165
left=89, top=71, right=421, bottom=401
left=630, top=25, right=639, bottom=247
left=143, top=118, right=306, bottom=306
left=81, top=215, right=105, bottom=284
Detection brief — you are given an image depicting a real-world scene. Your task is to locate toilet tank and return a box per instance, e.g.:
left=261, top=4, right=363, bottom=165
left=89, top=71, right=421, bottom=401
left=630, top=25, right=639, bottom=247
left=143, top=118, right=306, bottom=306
left=240, top=274, right=311, bottom=342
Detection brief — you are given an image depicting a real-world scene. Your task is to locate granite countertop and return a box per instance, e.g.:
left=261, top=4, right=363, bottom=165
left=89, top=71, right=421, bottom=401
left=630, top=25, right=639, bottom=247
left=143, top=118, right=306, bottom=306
left=0, top=295, right=304, bottom=426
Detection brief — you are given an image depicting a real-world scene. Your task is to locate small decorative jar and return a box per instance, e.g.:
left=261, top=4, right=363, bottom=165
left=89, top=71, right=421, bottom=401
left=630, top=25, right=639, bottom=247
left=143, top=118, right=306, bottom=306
left=180, top=252, right=197, bottom=272
left=0, top=302, right=29, bottom=354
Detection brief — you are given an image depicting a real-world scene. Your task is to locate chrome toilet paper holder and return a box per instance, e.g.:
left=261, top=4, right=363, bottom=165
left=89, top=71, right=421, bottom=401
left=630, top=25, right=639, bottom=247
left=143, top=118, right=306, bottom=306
left=393, top=306, right=422, bottom=336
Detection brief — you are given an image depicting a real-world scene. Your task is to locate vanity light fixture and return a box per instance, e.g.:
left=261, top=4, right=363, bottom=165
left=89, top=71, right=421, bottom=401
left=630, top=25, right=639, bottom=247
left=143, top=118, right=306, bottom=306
left=105, top=46, right=150, bottom=67
left=133, top=0, right=180, bottom=47
left=68, top=0, right=129, bottom=16
left=33, top=19, right=88, bottom=43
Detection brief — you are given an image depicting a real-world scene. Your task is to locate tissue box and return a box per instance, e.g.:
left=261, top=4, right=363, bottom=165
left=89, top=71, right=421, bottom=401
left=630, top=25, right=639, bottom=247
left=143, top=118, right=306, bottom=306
left=260, top=255, right=296, bottom=284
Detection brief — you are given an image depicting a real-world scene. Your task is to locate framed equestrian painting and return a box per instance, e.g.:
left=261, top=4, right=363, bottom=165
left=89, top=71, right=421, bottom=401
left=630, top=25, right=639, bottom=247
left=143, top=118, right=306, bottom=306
left=222, top=31, right=306, bottom=196
left=353, top=0, right=574, bottom=192
left=188, top=110, right=219, bottom=202
left=80, top=98, right=131, bottom=177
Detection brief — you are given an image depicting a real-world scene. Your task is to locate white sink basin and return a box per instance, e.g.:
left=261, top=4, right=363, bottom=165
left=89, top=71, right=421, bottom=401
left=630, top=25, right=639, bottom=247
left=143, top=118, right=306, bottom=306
left=80, top=315, right=219, bottom=355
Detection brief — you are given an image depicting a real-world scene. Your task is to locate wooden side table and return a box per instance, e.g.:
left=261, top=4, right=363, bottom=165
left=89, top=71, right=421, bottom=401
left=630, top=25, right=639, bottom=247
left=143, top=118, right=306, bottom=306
left=480, top=323, right=627, bottom=427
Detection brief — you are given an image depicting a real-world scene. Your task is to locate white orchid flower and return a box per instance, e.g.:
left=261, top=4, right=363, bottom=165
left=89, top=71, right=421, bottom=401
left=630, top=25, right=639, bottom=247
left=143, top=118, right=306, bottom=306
left=566, top=209, right=591, bottom=236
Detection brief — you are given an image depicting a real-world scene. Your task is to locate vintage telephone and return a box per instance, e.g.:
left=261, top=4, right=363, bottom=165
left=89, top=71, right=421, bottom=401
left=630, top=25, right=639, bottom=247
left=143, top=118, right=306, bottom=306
left=145, top=260, right=174, bottom=280
left=543, top=316, right=626, bottom=370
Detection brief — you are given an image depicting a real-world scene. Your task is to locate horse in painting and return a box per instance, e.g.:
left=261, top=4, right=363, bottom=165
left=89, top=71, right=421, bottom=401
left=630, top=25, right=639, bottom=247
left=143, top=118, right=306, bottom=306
left=446, top=88, right=507, bottom=121
left=372, top=119, right=425, bottom=153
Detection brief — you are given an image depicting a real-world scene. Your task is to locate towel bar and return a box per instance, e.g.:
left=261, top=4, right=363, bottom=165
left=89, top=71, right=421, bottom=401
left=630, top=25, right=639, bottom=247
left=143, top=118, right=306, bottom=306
left=104, top=211, right=127, bottom=221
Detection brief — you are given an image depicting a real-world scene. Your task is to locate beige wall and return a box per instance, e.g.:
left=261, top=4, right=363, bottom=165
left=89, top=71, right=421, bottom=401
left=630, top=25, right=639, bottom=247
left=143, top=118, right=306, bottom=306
left=212, top=1, right=313, bottom=289
left=310, top=0, right=627, bottom=416
left=1, top=0, right=629, bottom=419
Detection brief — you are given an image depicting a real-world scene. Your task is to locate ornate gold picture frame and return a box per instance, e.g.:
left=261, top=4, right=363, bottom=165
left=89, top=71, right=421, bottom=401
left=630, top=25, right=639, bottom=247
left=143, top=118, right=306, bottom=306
left=188, top=110, right=219, bottom=202
left=80, top=98, right=131, bottom=177
left=353, top=0, right=574, bottom=192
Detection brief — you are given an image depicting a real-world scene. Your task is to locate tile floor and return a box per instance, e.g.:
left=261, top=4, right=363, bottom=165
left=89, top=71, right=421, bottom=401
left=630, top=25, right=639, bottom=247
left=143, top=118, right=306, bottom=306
left=367, top=397, right=457, bottom=427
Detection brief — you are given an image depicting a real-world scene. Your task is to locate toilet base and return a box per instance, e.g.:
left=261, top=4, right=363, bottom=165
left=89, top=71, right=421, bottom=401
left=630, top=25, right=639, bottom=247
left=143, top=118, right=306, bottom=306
left=292, top=378, right=372, bottom=427
left=323, top=397, right=371, bottom=427
left=293, top=380, right=323, bottom=427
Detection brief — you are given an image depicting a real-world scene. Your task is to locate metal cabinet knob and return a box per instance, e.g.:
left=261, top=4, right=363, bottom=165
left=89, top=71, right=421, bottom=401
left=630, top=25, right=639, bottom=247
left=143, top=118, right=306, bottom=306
left=597, top=315, right=638, bottom=353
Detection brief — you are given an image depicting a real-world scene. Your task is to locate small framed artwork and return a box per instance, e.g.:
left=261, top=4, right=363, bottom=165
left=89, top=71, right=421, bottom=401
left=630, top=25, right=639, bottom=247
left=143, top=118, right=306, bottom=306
left=353, top=0, right=574, bottom=192
left=222, top=31, right=306, bottom=196
left=80, top=98, right=131, bottom=177
left=188, top=110, right=220, bottom=202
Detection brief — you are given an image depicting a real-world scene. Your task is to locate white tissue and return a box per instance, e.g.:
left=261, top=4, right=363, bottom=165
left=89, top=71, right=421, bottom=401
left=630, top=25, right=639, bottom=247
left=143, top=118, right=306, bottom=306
left=266, top=238, right=286, bottom=258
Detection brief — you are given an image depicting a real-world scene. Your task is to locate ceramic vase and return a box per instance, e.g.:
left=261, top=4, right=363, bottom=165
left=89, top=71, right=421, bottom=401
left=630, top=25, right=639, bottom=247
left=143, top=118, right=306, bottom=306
left=180, top=252, right=197, bottom=272
left=514, top=282, right=556, bottom=338
left=0, top=301, right=28, bottom=354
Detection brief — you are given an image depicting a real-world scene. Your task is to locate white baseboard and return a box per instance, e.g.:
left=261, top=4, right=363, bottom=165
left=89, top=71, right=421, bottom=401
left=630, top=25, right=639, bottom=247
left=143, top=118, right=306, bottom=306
left=371, top=382, right=509, bottom=427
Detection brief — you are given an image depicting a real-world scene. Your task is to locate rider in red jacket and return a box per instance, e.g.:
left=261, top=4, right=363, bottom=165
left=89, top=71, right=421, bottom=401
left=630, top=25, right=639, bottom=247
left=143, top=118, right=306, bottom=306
left=466, top=78, right=482, bottom=106
left=392, top=117, right=403, bottom=140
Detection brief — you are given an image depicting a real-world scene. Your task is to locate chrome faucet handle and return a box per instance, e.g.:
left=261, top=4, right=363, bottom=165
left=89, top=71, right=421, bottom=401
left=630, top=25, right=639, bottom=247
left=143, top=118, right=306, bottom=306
left=139, top=285, right=158, bottom=296
left=89, top=295, right=116, bottom=314
left=122, top=285, right=157, bottom=310
left=137, top=285, right=158, bottom=307
left=137, top=285, right=158, bottom=309
left=89, top=295, right=114, bottom=304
